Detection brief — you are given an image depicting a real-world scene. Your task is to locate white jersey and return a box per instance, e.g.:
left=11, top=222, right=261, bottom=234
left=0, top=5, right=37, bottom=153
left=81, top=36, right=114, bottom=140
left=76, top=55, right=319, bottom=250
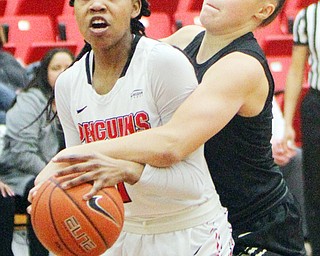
left=55, top=36, right=223, bottom=234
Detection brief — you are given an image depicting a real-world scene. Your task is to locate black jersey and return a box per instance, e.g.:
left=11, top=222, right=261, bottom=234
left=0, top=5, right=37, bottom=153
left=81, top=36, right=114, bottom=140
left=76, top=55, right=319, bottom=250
left=184, top=32, right=287, bottom=227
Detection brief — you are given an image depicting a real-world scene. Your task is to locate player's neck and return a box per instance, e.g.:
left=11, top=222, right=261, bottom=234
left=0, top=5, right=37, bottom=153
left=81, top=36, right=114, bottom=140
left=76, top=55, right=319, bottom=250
left=92, top=33, right=133, bottom=68
left=196, top=29, right=251, bottom=63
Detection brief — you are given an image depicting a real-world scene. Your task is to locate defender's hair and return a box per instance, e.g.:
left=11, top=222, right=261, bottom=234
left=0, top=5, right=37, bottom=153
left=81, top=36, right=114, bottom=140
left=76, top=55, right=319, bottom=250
left=70, top=0, right=151, bottom=62
left=260, top=0, right=286, bottom=27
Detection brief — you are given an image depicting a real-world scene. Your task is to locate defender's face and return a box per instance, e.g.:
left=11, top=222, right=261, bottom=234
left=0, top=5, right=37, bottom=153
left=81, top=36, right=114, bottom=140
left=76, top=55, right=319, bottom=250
left=199, top=0, right=266, bottom=34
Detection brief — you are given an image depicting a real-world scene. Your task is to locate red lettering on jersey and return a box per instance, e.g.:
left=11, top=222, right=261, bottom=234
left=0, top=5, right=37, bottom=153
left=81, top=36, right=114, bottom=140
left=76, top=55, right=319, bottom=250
left=117, top=114, right=135, bottom=137
left=135, top=112, right=151, bottom=130
left=82, top=122, right=95, bottom=143
left=94, top=121, right=106, bottom=141
left=106, top=118, right=118, bottom=139
left=78, top=123, right=85, bottom=142
left=117, top=117, right=124, bottom=137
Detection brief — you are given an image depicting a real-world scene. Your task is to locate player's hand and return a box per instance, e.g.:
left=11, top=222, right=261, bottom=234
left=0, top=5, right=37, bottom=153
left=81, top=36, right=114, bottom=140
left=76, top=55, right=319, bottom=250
left=272, top=139, right=296, bottom=166
left=53, top=152, right=144, bottom=200
left=27, top=181, right=45, bottom=214
left=0, top=180, right=14, bottom=197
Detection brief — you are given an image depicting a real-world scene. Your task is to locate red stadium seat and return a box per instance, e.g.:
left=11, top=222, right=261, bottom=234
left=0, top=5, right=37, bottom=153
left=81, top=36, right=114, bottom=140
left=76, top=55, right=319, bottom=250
left=147, top=0, right=178, bottom=28
left=268, top=55, right=292, bottom=93
left=24, top=41, right=78, bottom=64
left=0, top=0, right=7, bottom=16
left=62, top=0, right=74, bottom=15
left=176, top=0, right=202, bottom=12
left=148, top=0, right=178, bottom=17
left=4, top=0, right=65, bottom=25
left=141, top=12, right=172, bottom=39
left=2, top=42, right=15, bottom=55
left=263, top=34, right=293, bottom=56
left=57, top=14, right=84, bottom=55
left=2, top=0, right=19, bottom=16
left=262, top=34, right=294, bottom=93
left=254, top=16, right=285, bottom=50
left=0, top=15, right=57, bottom=63
left=263, top=34, right=298, bottom=93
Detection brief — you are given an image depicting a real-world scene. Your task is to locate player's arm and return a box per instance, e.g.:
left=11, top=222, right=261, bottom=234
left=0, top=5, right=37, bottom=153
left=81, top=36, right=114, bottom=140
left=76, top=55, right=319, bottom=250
left=34, top=52, right=267, bottom=200
left=283, top=45, right=308, bottom=146
left=53, top=52, right=268, bottom=168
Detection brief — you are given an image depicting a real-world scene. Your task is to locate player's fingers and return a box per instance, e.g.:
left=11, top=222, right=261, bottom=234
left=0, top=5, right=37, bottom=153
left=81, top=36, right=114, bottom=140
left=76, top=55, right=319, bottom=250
left=28, top=182, right=42, bottom=203
left=61, top=173, right=93, bottom=189
left=55, top=164, right=86, bottom=177
left=0, top=186, right=6, bottom=197
left=55, top=162, right=97, bottom=177
left=83, top=180, right=104, bottom=200
left=5, top=186, right=15, bottom=197
left=27, top=205, right=32, bottom=214
left=0, top=183, right=14, bottom=197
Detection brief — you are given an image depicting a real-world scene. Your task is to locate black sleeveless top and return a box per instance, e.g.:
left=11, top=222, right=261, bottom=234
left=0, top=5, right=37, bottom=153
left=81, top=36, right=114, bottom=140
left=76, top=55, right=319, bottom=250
left=184, top=32, right=287, bottom=227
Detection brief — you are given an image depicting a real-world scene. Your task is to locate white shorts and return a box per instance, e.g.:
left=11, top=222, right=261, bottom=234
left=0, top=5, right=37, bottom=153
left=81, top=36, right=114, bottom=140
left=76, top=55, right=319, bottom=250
left=102, top=209, right=234, bottom=256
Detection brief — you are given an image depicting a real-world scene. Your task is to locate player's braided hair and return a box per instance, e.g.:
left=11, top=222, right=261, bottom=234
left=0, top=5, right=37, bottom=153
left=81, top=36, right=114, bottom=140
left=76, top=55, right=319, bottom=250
left=70, top=0, right=151, bottom=61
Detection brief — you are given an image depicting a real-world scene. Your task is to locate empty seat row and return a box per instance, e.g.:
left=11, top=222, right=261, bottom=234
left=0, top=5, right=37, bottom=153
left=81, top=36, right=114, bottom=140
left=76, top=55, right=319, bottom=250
left=0, top=15, right=80, bottom=64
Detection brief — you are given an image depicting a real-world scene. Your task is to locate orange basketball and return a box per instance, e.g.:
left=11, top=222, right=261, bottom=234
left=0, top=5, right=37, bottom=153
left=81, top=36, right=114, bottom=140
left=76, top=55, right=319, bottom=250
left=31, top=176, right=124, bottom=256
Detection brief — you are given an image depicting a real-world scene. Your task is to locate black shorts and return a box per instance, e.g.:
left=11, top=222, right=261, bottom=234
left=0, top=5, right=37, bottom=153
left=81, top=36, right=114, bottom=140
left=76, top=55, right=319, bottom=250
left=232, top=192, right=306, bottom=256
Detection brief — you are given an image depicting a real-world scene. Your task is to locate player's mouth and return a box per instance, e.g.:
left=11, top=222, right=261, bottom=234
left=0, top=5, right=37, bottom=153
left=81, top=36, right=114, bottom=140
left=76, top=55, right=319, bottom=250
left=204, top=1, right=219, bottom=11
left=90, top=17, right=110, bottom=34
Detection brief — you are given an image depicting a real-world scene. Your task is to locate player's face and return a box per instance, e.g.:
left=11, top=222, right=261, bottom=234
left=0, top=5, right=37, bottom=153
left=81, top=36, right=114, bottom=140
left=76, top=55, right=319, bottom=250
left=47, top=52, right=73, bottom=88
left=73, top=0, right=141, bottom=49
left=199, top=0, right=274, bottom=34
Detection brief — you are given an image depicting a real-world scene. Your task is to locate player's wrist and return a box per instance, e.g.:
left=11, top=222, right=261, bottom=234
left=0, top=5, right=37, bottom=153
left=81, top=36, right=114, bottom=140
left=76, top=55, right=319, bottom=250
left=121, top=160, right=144, bottom=185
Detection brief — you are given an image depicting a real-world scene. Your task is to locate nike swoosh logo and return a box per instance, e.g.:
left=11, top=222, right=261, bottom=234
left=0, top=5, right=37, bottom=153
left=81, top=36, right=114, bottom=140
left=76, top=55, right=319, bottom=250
left=76, top=106, right=87, bottom=114
left=87, top=195, right=121, bottom=227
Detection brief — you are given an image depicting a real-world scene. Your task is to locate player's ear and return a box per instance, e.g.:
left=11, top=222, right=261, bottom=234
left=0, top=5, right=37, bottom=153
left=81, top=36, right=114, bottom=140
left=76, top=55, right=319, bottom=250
left=131, top=0, right=141, bottom=19
left=254, top=1, right=276, bottom=21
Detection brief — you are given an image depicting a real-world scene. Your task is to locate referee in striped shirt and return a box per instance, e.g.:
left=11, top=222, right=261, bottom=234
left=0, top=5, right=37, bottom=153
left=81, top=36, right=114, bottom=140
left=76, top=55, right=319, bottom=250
left=284, top=2, right=320, bottom=254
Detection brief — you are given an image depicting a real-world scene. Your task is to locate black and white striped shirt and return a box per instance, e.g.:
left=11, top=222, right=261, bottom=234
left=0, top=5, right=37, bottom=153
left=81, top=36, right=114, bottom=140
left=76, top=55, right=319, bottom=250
left=293, top=2, right=320, bottom=91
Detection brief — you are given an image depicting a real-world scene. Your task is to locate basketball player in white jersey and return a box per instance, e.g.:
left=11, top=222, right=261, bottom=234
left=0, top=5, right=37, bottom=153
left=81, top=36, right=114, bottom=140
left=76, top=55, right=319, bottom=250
left=29, top=0, right=234, bottom=255
left=31, top=0, right=308, bottom=254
